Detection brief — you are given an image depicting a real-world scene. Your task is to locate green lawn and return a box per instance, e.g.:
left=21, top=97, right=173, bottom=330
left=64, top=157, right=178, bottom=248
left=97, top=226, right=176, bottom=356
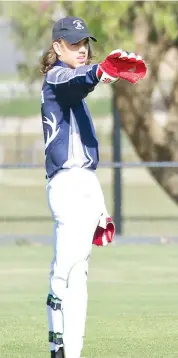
left=0, top=245, right=178, bottom=357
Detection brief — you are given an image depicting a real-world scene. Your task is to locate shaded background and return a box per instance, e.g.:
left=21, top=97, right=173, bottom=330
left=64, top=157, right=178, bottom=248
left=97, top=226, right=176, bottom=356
left=1, top=1, right=178, bottom=243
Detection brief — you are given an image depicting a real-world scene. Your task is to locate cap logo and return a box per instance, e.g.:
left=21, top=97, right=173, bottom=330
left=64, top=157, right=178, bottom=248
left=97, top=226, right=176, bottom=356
left=73, top=19, right=84, bottom=30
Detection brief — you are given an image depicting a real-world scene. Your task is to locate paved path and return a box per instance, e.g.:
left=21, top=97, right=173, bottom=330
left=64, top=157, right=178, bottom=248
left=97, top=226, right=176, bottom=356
left=0, top=234, right=178, bottom=246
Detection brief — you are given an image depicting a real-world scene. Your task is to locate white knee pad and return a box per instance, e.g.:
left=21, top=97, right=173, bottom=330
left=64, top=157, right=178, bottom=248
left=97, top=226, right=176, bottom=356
left=51, top=275, right=67, bottom=301
left=67, top=260, right=88, bottom=289
left=50, top=260, right=88, bottom=299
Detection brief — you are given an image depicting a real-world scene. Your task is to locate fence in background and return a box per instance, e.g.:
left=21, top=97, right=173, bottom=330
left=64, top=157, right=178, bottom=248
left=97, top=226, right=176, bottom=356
left=0, top=161, right=178, bottom=244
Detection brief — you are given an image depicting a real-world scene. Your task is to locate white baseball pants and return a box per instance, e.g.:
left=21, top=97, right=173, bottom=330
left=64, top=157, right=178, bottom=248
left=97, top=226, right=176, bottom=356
left=46, top=168, right=105, bottom=358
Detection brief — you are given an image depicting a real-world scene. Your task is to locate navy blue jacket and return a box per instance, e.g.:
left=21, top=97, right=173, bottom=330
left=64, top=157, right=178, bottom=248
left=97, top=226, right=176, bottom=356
left=41, top=60, right=99, bottom=179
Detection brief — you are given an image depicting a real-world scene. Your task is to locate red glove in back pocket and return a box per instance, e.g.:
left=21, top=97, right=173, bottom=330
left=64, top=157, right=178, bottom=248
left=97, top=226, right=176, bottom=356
left=93, top=216, right=115, bottom=246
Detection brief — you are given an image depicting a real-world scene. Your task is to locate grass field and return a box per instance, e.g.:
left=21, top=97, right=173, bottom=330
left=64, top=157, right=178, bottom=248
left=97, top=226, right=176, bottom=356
left=0, top=244, right=178, bottom=358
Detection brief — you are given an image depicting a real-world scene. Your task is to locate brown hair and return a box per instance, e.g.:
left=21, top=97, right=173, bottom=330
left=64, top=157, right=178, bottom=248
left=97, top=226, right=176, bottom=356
left=40, top=44, right=58, bottom=75
left=40, top=40, right=93, bottom=75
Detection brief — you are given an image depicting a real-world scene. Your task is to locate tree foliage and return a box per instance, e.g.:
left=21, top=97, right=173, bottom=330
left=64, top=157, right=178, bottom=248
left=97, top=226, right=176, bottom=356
left=61, top=1, right=178, bottom=57
left=3, top=1, right=56, bottom=86
left=61, top=1, right=178, bottom=202
left=5, top=1, right=178, bottom=202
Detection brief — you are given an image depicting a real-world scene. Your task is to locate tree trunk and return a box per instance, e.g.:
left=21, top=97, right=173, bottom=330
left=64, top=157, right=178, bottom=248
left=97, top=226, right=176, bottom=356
left=114, top=47, right=178, bottom=203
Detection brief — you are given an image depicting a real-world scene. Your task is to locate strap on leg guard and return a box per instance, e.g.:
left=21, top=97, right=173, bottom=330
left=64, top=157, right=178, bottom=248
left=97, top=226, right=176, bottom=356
left=47, top=294, right=62, bottom=311
left=49, top=332, right=63, bottom=346
left=51, top=348, right=64, bottom=358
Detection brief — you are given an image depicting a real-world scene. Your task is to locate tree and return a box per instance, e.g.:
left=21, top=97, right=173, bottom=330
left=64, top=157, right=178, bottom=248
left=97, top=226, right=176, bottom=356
left=6, top=1, right=178, bottom=202
left=61, top=1, right=178, bottom=203
left=3, top=1, right=56, bottom=88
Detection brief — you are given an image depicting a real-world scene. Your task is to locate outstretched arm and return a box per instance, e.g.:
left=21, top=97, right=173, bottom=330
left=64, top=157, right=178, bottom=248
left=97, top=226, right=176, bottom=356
left=46, top=50, right=147, bottom=103
left=46, top=64, right=99, bottom=87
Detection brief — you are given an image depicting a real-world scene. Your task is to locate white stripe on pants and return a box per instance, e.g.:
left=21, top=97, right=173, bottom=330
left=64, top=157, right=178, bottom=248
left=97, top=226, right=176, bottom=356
left=46, top=168, right=105, bottom=358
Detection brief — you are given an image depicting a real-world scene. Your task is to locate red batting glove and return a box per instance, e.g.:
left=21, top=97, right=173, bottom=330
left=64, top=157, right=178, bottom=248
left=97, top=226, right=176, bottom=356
left=96, top=49, right=147, bottom=84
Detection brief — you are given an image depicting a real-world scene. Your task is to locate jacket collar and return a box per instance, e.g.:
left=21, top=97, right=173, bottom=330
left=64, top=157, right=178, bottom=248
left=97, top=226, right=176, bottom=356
left=55, top=59, right=70, bottom=68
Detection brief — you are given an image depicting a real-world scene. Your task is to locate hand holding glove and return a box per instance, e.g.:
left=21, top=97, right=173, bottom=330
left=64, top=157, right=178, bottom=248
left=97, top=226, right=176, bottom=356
left=96, top=49, right=147, bottom=84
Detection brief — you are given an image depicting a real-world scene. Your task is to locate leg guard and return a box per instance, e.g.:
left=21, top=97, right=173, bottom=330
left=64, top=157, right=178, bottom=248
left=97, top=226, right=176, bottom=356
left=47, top=294, right=64, bottom=352
left=63, top=260, right=88, bottom=358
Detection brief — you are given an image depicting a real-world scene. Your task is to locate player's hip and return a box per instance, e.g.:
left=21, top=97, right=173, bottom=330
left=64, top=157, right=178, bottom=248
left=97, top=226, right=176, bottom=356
left=46, top=167, right=104, bottom=217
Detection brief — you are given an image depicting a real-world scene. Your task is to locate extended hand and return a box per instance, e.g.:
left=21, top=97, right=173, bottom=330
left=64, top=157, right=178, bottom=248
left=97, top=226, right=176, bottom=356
left=96, top=49, right=147, bottom=84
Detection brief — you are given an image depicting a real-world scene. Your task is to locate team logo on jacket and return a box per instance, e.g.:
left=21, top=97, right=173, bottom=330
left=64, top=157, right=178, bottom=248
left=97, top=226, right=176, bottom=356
left=73, top=20, right=84, bottom=30
left=43, top=112, right=60, bottom=150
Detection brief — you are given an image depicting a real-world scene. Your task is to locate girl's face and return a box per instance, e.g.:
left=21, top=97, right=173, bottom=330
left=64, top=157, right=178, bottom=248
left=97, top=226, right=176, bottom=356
left=53, top=38, right=89, bottom=68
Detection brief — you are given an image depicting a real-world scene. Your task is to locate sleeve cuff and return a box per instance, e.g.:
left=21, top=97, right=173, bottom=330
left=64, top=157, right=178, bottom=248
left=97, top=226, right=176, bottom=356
left=91, top=64, right=100, bottom=83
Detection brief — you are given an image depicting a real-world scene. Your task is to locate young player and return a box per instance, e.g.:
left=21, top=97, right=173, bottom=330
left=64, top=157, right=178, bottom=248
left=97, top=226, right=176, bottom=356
left=40, top=16, right=147, bottom=358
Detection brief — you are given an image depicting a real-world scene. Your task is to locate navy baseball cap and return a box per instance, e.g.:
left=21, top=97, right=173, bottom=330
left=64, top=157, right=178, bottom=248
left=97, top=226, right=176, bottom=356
left=52, top=16, right=97, bottom=44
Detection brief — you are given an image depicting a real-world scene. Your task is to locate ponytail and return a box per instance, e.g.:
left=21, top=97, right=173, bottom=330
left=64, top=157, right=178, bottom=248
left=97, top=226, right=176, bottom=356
left=40, top=45, right=57, bottom=75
